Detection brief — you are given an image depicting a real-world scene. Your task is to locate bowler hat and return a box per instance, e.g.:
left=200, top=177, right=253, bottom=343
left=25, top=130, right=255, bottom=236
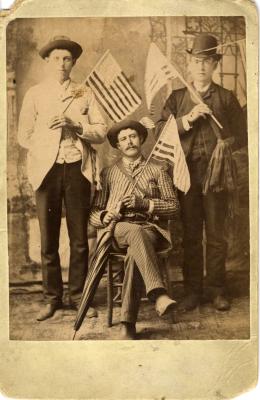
left=107, top=120, right=148, bottom=148
left=39, top=36, right=83, bottom=59
left=187, top=34, right=222, bottom=60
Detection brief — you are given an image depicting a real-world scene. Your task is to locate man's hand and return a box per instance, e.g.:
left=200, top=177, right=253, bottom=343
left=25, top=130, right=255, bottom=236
left=48, top=114, right=82, bottom=133
left=121, top=195, right=149, bottom=211
left=185, top=103, right=212, bottom=124
left=102, top=210, right=122, bottom=225
left=121, top=195, right=135, bottom=209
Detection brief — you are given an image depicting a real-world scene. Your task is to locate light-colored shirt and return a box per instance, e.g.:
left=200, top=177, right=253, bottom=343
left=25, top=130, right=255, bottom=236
left=122, top=155, right=142, bottom=175
left=18, top=77, right=107, bottom=190
left=51, top=78, right=82, bottom=164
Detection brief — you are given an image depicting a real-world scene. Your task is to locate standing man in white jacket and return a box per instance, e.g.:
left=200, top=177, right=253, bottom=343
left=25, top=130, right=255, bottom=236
left=18, top=36, right=107, bottom=321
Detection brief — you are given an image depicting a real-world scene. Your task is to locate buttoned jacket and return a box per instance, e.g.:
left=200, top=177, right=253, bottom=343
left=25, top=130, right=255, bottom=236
left=155, top=82, right=247, bottom=159
left=18, top=78, right=107, bottom=190
left=90, top=157, right=179, bottom=244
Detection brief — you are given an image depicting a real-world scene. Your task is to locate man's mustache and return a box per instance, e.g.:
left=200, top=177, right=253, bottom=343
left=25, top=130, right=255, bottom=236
left=126, top=145, right=137, bottom=150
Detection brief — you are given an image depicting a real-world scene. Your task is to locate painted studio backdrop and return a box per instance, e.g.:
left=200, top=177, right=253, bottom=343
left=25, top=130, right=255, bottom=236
left=7, top=17, right=248, bottom=287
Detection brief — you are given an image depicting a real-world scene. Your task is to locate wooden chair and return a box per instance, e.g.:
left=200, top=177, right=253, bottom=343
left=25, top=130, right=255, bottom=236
left=106, top=247, right=172, bottom=327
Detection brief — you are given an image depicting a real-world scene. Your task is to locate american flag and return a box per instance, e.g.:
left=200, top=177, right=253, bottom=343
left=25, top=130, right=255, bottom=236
left=145, top=42, right=180, bottom=110
left=86, top=50, right=142, bottom=122
left=151, top=115, right=190, bottom=194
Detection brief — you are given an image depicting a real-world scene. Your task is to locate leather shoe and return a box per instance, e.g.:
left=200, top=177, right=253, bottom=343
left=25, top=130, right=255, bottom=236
left=86, top=307, right=98, bottom=318
left=155, top=294, right=177, bottom=317
left=36, top=303, right=62, bottom=321
left=213, top=295, right=230, bottom=311
left=177, top=293, right=200, bottom=312
left=120, top=322, right=136, bottom=340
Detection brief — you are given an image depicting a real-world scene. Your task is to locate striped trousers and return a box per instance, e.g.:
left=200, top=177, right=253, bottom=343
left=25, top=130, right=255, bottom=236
left=113, top=222, right=166, bottom=324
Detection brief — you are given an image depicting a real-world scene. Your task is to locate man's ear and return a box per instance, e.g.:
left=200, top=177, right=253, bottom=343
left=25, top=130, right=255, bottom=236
left=213, top=60, right=218, bottom=70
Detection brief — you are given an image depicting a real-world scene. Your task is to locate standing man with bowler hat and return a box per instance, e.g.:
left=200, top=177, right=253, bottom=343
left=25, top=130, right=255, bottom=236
left=90, top=120, right=179, bottom=339
left=155, top=34, right=247, bottom=312
left=18, top=36, right=107, bottom=321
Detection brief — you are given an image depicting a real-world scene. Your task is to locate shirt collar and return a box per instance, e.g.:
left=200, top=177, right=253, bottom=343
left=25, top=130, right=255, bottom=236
left=192, top=81, right=216, bottom=100
left=193, top=81, right=211, bottom=93
left=46, top=77, right=71, bottom=90
left=122, top=155, right=143, bottom=168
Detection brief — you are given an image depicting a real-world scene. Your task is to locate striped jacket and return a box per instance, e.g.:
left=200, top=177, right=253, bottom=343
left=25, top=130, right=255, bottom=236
left=89, top=157, right=179, bottom=243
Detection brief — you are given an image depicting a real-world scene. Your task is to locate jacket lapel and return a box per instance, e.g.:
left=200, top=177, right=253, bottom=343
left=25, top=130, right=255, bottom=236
left=116, top=159, right=146, bottom=198
left=60, top=80, right=75, bottom=102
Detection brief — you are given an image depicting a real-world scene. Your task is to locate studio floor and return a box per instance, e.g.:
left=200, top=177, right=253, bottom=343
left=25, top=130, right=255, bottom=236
left=9, top=270, right=250, bottom=341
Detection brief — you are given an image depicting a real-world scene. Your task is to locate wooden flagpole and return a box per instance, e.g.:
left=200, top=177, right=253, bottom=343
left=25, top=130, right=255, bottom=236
left=172, top=67, right=223, bottom=130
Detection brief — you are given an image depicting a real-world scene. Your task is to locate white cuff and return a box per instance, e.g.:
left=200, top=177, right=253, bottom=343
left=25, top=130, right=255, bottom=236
left=148, top=200, right=155, bottom=214
left=182, top=116, right=192, bottom=131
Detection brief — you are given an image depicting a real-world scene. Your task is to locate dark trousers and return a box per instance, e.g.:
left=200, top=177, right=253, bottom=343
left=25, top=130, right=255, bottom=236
left=179, top=159, right=228, bottom=296
left=35, top=161, right=91, bottom=306
left=113, top=222, right=166, bottom=324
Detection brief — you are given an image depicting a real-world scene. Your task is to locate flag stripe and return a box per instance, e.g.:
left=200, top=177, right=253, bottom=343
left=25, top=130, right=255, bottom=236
left=149, top=73, right=163, bottom=90
left=110, top=84, right=131, bottom=113
left=93, top=71, right=126, bottom=118
left=89, top=74, right=123, bottom=120
left=121, top=71, right=142, bottom=103
left=152, top=151, right=175, bottom=164
left=158, top=140, right=175, bottom=150
left=120, top=72, right=142, bottom=104
left=114, top=78, right=135, bottom=109
left=117, top=74, right=138, bottom=106
left=93, top=95, right=116, bottom=122
left=150, top=77, right=163, bottom=93
left=152, top=154, right=173, bottom=164
left=154, top=146, right=175, bottom=158
left=88, top=76, right=120, bottom=122
left=86, top=77, right=116, bottom=121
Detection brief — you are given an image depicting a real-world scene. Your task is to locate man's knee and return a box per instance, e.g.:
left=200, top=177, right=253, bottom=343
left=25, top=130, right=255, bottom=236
left=127, top=224, right=146, bottom=241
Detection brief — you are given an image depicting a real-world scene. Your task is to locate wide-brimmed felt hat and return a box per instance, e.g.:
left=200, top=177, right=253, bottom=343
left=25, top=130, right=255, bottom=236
left=39, top=36, right=83, bottom=59
left=186, top=34, right=222, bottom=60
left=107, top=120, right=148, bottom=148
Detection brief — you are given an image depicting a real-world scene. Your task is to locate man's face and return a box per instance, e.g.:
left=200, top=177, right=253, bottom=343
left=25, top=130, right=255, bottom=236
left=45, top=49, right=75, bottom=81
left=188, top=56, right=217, bottom=85
left=116, top=128, right=142, bottom=159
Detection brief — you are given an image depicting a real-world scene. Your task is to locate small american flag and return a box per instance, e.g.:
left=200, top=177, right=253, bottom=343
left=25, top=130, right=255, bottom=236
left=145, top=42, right=180, bottom=110
left=86, top=50, right=142, bottom=122
left=152, top=115, right=190, bottom=194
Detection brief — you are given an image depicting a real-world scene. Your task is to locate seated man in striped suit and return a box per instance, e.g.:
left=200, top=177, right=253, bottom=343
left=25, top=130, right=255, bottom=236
left=89, top=120, right=179, bottom=339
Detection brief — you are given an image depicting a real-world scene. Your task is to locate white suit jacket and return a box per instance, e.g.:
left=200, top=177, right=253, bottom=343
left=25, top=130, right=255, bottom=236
left=18, top=78, right=107, bottom=190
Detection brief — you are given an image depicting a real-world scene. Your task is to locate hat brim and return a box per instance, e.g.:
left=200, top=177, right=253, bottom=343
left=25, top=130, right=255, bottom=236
left=186, top=49, right=222, bottom=60
left=107, top=120, right=148, bottom=148
left=39, top=39, right=83, bottom=59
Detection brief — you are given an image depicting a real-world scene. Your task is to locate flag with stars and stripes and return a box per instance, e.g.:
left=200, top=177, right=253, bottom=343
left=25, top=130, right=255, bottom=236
left=145, top=42, right=180, bottom=110
left=86, top=50, right=142, bottom=122
left=151, top=115, right=190, bottom=194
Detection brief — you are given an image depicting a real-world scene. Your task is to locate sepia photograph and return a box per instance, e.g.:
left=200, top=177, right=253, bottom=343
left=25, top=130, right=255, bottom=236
left=6, top=15, right=250, bottom=341
left=0, top=0, right=258, bottom=399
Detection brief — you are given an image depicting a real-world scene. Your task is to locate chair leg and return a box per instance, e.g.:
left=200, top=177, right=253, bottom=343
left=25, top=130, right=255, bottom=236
left=107, top=261, right=113, bottom=327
